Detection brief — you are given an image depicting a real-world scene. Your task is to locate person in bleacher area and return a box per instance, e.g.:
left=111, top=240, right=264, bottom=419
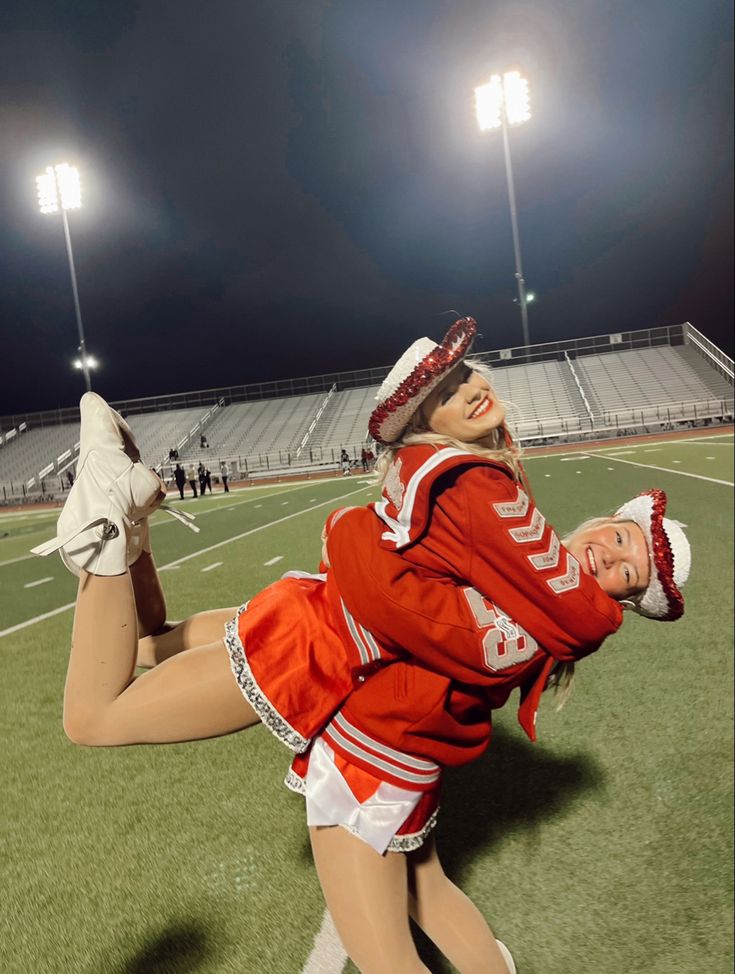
left=185, top=463, right=198, bottom=498
left=33, top=318, right=691, bottom=974
left=173, top=463, right=186, bottom=501
left=200, top=433, right=209, bottom=449
left=220, top=460, right=230, bottom=493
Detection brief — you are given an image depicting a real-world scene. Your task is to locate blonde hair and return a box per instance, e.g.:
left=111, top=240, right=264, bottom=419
left=374, top=359, right=523, bottom=484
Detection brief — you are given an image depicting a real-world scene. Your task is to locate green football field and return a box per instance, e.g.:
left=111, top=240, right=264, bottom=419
left=1, top=432, right=733, bottom=974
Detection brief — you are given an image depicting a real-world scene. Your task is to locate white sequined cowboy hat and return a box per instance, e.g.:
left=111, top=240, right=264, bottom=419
left=368, top=317, right=477, bottom=444
left=615, top=488, right=691, bottom=621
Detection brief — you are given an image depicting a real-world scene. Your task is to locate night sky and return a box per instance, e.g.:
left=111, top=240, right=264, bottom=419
left=1, top=0, right=732, bottom=417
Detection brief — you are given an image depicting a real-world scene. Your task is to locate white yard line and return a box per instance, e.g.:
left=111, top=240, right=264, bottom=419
left=201, top=562, right=222, bottom=573
left=0, top=602, right=76, bottom=638
left=159, top=484, right=371, bottom=571
left=0, top=552, right=35, bottom=568
left=522, top=433, right=733, bottom=463
left=264, top=556, right=284, bottom=566
left=584, top=453, right=734, bottom=486
left=301, top=909, right=347, bottom=974
left=24, top=576, right=53, bottom=588
left=0, top=484, right=373, bottom=640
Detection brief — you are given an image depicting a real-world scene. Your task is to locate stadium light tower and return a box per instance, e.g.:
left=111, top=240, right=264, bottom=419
left=475, top=71, right=532, bottom=347
left=36, top=162, right=95, bottom=391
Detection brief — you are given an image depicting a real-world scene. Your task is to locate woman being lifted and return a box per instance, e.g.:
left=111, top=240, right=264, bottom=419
left=33, top=317, right=690, bottom=974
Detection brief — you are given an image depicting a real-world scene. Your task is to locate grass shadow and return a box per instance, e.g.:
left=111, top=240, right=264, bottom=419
left=414, top=723, right=606, bottom=972
left=115, top=922, right=212, bottom=974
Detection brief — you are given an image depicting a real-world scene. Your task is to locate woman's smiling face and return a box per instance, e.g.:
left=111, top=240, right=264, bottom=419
left=565, top=518, right=651, bottom=599
left=423, top=366, right=506, bottom=442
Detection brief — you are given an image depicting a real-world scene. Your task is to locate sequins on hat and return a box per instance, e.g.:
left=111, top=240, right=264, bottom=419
left=615, top=488, right=691, bottom=621
left=368, top=318, right=477, bottom=444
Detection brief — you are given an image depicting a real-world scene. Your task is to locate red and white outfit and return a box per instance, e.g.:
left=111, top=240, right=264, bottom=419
left=224, top=445, right=622, bottom=852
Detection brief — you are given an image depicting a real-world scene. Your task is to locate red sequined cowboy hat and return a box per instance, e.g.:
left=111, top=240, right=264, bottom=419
left=615, top=488, right=691, bottom=621
left=368, top=317, right=477, bottom=444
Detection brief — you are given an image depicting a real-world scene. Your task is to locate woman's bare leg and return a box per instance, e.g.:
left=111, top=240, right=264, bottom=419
left=129, top=541, right=236, bottom=668
left=407, top=838, right=510, bottom=974
left=63, top=571, right=259, bottom=747
left=136, top=608, right=238, bottom=667
left=309, top=825, right=430, bottom=974
left=129, top=549, right=168, bottom=639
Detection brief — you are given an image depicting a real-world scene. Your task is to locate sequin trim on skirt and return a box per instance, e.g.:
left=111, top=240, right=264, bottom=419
left=224, top=603, right=310, bottom=753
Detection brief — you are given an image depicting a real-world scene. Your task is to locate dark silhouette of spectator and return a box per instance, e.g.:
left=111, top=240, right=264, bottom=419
left=204, top=467, right=212, bottom=494
left=200, top=434, right=209, bottom=449
left=174, top=463, right=186, bottom=500
left=198, top=462, right=207, bottom=497
left=66, top=470, right=74, bottom=488
left=186, top=463, right=198, bottom=498
left=340, top=449, right=351, bottom=476
left=220, top=460, right=230, bottom=493
left=361, top=448, right=369, bottom=472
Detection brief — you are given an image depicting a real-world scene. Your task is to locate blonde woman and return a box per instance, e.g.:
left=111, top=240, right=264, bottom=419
left=33, top=318, right=690, bottom=974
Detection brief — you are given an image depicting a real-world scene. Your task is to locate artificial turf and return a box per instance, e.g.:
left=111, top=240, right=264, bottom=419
left=1, top=433, right=733, bottom=973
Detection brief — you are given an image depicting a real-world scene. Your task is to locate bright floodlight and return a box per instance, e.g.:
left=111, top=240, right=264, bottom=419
left=474, top=71, right=531, bottom=130
left=73, top=355, right=98, bottom=371
left=36, top=163, right=82, bottom=215
left=502, top=71, right=531, bottom=125
left=474, top=76, right=504, bottom=131
left=526, top=292, right=536, bottom=303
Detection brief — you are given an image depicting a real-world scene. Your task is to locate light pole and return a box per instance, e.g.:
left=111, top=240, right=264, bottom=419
left=475, top=71, right=532, bottom=347
left=36, top=162, right=95, bottom=391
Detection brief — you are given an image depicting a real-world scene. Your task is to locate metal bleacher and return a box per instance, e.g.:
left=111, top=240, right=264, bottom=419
left=1, top=321, right=732, bottom=502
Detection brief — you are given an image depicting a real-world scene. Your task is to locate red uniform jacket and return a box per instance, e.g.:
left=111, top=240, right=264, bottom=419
left=314, top=445, right=623, bottom=790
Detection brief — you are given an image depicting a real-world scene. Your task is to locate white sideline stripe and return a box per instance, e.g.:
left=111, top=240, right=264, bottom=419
left=584, top=454, right=734, bottom=486
left=301, top=909, right=347, bottom=974
left=24, top=576, right=53, bottom=588
left=0, top=484, right=373, bottom=640
left=201, top=562, right=222, bottom=573
left=264, top=556, right=283, bottom=566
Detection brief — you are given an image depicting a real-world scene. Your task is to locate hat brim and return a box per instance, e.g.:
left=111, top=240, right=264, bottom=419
left=616, top=489, right=685, bottom=621
left=369, top=318, right=477, bottom=444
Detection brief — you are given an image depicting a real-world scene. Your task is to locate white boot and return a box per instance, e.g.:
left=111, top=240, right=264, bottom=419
left=496, top=940, right=517, bottom=974
left=31, top=393, right=172, bottom=576
left=31, top=449, right=165, bottom=576
left=79, top=393, right=200, bottom=551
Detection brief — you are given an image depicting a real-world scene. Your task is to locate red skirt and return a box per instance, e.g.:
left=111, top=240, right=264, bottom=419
left=224, top=572, right=442, bottom=852
left=223, top=572, right=354, bottom=752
